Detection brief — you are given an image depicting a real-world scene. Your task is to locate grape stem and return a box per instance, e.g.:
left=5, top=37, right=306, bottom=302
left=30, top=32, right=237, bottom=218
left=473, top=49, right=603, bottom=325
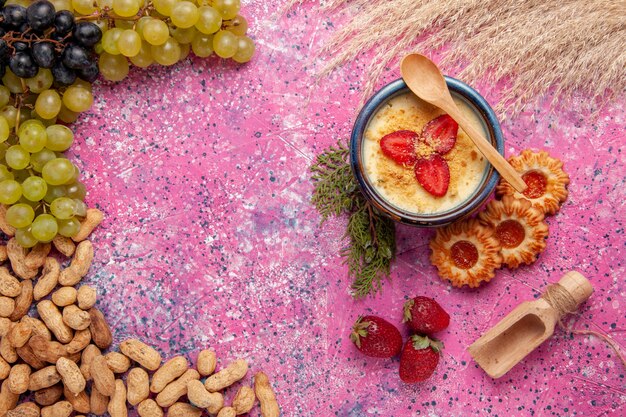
left=75, top=4, right=157, bottom=23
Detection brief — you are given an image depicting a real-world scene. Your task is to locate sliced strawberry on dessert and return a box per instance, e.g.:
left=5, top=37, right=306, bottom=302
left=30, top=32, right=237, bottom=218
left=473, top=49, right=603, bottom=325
left=380, top=130, right=419, bottom=165
left=421, top=114, right=458, bottom=154
left=350, top=315, right=402, bottom=358
left=414, top=154, right=450, bottom=197
left=402, top=296, right=450, bottom=335
left=399, top=335, right=443, bottom=383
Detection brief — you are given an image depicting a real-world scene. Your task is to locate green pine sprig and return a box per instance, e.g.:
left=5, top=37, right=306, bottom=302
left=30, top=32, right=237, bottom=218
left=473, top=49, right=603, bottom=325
left=310, top=140, right=396, bottom=298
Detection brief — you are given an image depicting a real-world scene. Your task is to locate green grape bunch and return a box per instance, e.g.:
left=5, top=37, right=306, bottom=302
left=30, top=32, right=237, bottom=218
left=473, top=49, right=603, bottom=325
left=62, top=0, right=256, bottom=81
left=0, top=116, right=87, bottom=248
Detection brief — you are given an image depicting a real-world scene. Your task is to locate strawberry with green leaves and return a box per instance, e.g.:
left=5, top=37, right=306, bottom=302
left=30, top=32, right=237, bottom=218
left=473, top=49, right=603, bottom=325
left=350, top=315, right=402, bottom=358
left=402, top=296, right=450, bottom=334
left=399, top=335, right=443, bottom=383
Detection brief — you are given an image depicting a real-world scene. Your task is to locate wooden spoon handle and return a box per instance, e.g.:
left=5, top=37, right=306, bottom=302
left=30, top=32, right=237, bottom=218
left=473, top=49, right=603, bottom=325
left=445, top=105, right=527, bottom=193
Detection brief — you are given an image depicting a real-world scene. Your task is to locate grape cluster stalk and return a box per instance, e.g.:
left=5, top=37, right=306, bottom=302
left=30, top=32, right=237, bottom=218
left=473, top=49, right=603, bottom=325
left=0, top=0, right=255, bottom=246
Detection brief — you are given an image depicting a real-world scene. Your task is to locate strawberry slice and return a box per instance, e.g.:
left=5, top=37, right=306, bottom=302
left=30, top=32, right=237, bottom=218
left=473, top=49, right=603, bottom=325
left=421, top=114, right=458, bottom=154
left=380, top=130, right=418, bottom=165
left=414, top=154, right=450, bottom=197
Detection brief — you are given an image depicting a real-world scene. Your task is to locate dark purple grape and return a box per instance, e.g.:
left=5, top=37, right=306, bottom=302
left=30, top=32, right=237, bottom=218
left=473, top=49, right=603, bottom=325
left=32, top=41, right=56, bottom=68
left=73, top=22, right=102, bottom=48
left=62, top=44, right=91, bottom=70
left=77, top=61, right=98, bottom=82
left=53, top=10, right=74, bottom=35
left=26, top=1, right=56, bottom=32
left=51, top=61, right=76, bottom=85
left=0, top=28, right=5, bottom=37
left=9, top=52, right=38, bottom=78
left=2, top=5, right=27, bottom=29
left=13, top=41, right=28, bottom=52
left=0, top=65, right=5, bottom=79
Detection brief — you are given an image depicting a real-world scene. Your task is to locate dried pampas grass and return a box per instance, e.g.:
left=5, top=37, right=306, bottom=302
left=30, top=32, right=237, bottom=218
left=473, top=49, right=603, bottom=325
left=290, top=0, right=626, bottom=116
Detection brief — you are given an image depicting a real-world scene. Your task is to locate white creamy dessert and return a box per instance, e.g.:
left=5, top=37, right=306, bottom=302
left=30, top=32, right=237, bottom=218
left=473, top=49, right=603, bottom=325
left=362, top=92, right=489, bottom=214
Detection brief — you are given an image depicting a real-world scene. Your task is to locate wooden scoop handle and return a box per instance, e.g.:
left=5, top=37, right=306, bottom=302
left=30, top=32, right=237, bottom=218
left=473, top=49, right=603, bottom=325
left=549, top=271, right=593, bottom=309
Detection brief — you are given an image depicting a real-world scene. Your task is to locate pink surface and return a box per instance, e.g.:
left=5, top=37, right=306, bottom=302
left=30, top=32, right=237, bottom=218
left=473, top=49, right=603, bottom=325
left=71, top=2, right=624, bottom=416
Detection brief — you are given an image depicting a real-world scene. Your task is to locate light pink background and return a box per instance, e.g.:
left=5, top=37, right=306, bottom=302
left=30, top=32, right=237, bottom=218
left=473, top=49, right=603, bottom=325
left=70, top=2, right=625, bottom=415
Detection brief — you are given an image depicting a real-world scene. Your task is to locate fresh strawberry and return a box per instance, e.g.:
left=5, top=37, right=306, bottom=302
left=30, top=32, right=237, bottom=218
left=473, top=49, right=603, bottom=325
left=402, top=296, right=450, bottom=334
left=350, top=315, right=402, bottom=358
left=414, top=154, right=450, bottom=197
left=380, top=130, right=418, bottom=165
left=421, top=114, right=458, bottom=154
left=399, top=335, right=443, bottom=383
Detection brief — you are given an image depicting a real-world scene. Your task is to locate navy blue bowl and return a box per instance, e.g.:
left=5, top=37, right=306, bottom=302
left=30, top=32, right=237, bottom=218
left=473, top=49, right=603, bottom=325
left=350, top=77, right=504, bottom=227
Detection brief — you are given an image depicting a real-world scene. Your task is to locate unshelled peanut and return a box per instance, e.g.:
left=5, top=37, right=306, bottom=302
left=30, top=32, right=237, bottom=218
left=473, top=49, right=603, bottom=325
left=41, top=401, right=72, bottom=417
left=56, top=356, right=85, bottom=394
left=28, top=366, right=61, bottom=391
left=255, top=371, right=280, bottom=417
left=52, top=236, right=75, bottom=257
left=150, top=355, right=187, bottom=393
left=76, top=285, right=96, bottom=310
left=63, top=385, right=90, bottom=414
left=51, top=287, right=77, bottom=307
left=88, top=308, right=112, bottom=349
left=89, top=385, right=109, bottom=415
left=10, top=280, right=33, bottom=321
left=37, top=301, right=73, bottom=344
left=34, top=384, right=63, bottom=406
left=217, top=407, right=237, bottom=417
left=59, top=241, right=93, bottom=286
left=127, top=367, right=150, bottom=406
left=108, top=379, right=127, bottom=417
left=137, top=399, right=163, bottom=417
left=72, top=209, right=104, bottom=242
left=8, top=364, right=31, bottom=394
left=105, top=351, right=132, bottom=373
left=197, top=349, right=217, bottom=376
left=33, top=258, right=60, bottom=301
left=232, top=385, right=256, bottom=414
left=187, top=379, right=224, bottom=412
left=119, top=338, right=162, bottom=371
left=90, top=355, right=115, bottom=396
left=155, top=368, right=200, bottom=407
left=169, top=402, right=203, bottom=417
left=6, top=401, right=40, bottom=417
left=62, top=305, right=91, bottom=330
left=205, top=359, right=248, bottom=392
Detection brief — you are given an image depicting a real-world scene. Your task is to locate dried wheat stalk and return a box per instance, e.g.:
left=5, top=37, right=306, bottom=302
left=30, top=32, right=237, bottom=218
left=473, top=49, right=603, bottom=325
left=289, top=0, right=625, bottom=116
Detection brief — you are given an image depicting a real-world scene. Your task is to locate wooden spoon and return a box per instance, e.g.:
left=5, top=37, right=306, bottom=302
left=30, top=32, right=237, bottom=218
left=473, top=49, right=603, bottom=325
left=469, top=271, right=592, bottom=378
left=400, top=53, right=527, bottom=193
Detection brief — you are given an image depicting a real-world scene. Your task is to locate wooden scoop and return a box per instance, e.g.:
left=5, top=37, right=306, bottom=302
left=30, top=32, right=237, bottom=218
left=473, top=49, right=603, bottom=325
left=469, top=271, right=592, bottom=378
left=400, top=53, right=527, bottom=193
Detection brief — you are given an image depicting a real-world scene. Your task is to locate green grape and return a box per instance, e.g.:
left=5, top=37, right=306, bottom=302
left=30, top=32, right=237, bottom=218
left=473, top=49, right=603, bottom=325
left=45, top=125, right=74, bottom=152
left=34, top=90, right=62, bottom=120
left=2, top=70, right=25, bottom=94
left=0, top=165, right=13, bottom=182
left=6, top=203, right=35, bottom=228
left=151, top=38, right=181, bottom=66
left=66, top=182, right=87, bottom=200
left=25, top=69, right=54, bottom=94
left=112, top=0, right=140, bottom=17
left=0, top=116, right=9, bottom=143
left=171, top=26, right=197, bottom=44
left=5, top=146, right=30, bottom=170
left=18, top=120, right=48, bottom=153
left=66, top=165, right=80, bottom=184
left=51, top=0, right=72, bottom=11
left=135, top=16, right=152, bottom=38
left=117, top=29, right=142, bottom=57
left=57, top=105, right=79, bottom=124
left=73, top=199, right=87, bottom=217
left=213, top=30, right=238, bottom=58
left=153, top=0, right=176, bottom=16
left=57, top=217, right=80, bottom=237
left=196, top=6, right=222, bottom=34
left=31, top=214, right=58, bottom=242
left=191, top=34, right=214, bottom=57
left=15, top=228, right=38, bottom=248
left=62, top=86, right=93, bottom=113
left=0, top=106, right=18, bottom=129
left=42, top=158, right=75, bottom=185
left=232, top=36, right=255, bottom=63
left=142, top=19, right=169, bottom=46
left=102, top=28, right=124, bottom=55
left=50, top=197, right=76, bottom=219
left=43, top=184, right=66, bottom=203
left=98, top=53, right=130, bottom=82
left=30, top=149, right=56, bottom=172
left=22, top=176, right=48, bottom=201
left=129, top=41, right=154, bottom=68
left=224, top=14, right=248, bottom=36
left=72, top=0, right=96, bottom=14
left=171, top=1, right=199, bottom=28
left=0, top=180, right=22, bottom=205
left=0, top=86, right=10, bottom=108
left=72, top=79, right=93, bottom=92
left=214, top=0, right=240, bottom=20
